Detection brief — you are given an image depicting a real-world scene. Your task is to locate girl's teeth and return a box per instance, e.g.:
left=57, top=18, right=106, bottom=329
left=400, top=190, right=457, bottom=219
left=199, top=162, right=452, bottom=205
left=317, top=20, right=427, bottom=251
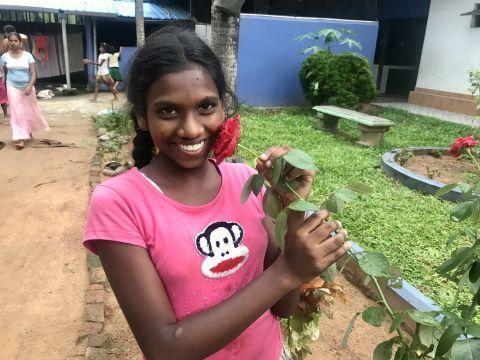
left=178, top=140, right=205, bottom=152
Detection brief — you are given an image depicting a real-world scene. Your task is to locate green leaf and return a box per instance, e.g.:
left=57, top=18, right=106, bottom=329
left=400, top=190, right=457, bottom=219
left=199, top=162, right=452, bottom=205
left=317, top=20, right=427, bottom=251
left=389, top=312, right=406, bottom=333
left=347, top=182, right=373, bottom=194
left=335, top=188, right=358, bottom=203
left=288, top=200, right=319, bottom=212
left=470, top=261, right=480, bottom=283
left=282, top=149, right=319, bottom=171
left=251, top=174, right=264, bottom=196
left=342, top=312, right=360, bottom=349
left=466, top=324, right=480, bottom=338
left=272, top=158, right=285, bottom=186
left=262, top=188, right=282, bottom=218
left=240, top=174, right=254, bottom=204
left=275, top=210, right=288, bottom=252
left=451, top=338, right=480, bottom=360
left=435, top=323, right=463, bottom=357
left=408, top=311, right=439, bottom=327
left=290, top=316, right=304, bottom=333
left=437, top=247, right=474, bottom=274
left=451, top=201, right=475, bottom=221
left=373, top=337, right=398, bottom=360
left=324, top=194, right=346, bottom=214
left=362, top=306, right=387, bottom=327
left=394, top=345, right=407, bottom=360
left=434, top=183, right=458, bottom=198
left=358, top=251, right=390, bottom=278
left=321, top=263, right=337, bottom=283
left=419, top=325, right=442, bottom=356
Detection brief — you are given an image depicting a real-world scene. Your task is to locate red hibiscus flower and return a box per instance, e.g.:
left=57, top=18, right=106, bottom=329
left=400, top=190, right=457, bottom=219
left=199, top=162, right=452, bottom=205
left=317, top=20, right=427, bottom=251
left=213, top=114, right=241, bottom=164
left=448, top=135, right=479, bottom=158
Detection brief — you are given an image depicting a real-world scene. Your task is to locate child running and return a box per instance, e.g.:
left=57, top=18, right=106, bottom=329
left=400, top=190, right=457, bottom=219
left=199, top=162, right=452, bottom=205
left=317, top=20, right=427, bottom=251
left=83, top=43, right=118, bottom=102
left=83, top=27, right=350, bottom=359
left=108, top=45, right=122, bottom=93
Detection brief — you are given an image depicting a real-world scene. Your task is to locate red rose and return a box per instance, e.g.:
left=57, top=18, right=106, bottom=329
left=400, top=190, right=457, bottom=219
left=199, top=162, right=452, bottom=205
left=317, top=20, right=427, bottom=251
left=448, top=135, right=478, bottom=158
left=213, top=114, right=241, bottom=164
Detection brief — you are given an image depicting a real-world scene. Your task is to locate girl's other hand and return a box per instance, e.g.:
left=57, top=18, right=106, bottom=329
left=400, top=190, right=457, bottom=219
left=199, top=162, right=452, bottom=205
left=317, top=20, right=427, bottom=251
left=255, top=146, right=315, bottom=206
left=24, top=86, right=31, bottom=96
left=279, top=210, right=350, bottom=286
left=82, top=58, right=89, bottom=64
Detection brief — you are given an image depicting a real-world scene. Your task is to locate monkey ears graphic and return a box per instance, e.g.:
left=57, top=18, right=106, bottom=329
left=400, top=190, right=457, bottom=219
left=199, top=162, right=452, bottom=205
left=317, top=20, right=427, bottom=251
left=196, top=221, right=243, bottom=257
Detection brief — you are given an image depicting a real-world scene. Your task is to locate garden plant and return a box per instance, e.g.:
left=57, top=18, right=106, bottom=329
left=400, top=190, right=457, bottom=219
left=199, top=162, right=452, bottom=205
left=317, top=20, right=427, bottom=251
left=297, top=28, right=376, bottom=108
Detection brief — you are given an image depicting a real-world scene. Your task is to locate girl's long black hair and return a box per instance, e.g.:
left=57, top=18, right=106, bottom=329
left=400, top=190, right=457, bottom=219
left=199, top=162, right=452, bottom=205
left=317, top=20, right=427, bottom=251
left=126, top=26, right=237, bottom=169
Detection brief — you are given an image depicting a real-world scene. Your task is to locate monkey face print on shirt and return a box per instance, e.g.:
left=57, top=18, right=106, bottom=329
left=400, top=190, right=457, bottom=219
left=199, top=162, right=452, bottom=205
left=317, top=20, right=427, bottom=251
left=195, top=221, right=249, bottom=278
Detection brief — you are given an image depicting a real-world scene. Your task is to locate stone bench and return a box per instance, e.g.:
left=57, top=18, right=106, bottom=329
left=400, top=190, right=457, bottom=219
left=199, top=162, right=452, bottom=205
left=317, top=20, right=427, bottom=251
left=313, top=105, right=395, bottom=146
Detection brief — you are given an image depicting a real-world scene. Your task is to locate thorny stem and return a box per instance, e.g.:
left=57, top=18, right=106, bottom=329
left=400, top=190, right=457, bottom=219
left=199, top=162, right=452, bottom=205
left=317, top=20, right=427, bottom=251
left=371, top=276, right=407, bottom=344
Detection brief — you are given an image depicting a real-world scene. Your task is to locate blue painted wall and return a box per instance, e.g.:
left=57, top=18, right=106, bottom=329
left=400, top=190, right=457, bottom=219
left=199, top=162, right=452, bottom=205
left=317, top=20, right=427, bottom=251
left=117, top=46, right=137, bottom=91
left=378, top=0, right=430, bottom=19
left=237, top=14, right=379, bottom=106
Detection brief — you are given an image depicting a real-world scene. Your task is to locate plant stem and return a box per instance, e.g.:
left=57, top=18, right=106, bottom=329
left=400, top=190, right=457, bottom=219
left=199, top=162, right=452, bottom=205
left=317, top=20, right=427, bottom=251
left=371, top=277, right=407, bottom=344
left=285, top=181, right=304, bottom=201
left=467, top=149, right=480, bottom=171
left=237, top=143, right=261, bottom=159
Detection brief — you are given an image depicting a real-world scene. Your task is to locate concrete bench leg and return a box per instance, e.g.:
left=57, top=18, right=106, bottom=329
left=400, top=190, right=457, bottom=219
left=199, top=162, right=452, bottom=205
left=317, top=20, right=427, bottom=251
left=357, top=125, right=390, bottom=146
left=320, top=114, right=339, bottom=133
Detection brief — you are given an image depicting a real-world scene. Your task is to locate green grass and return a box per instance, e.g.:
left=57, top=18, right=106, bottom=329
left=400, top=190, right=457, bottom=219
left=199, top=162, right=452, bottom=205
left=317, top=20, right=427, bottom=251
left=237, top=106, right=476, bottom=308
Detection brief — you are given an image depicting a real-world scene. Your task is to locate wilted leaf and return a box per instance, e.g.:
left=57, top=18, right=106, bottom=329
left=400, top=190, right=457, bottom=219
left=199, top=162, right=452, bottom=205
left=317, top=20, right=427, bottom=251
left=348, top=182, right=373, bottom=194
left=342, top=312, right=360, bottom=349
left=301, top=277, right=326, bottom=292
left=362, top=306, right=387, bottom=327
left=435, top=323, right=463, bottom=357
left=263, top=188, right=282, bottom=218
left=240, top=174, right=254, bottom=204
left=358, top=251, right=390, bottom=278
left=283, top=149, right=319, bottom=171
left=288, top=200, right=319, bottom=212
left=434, top=183, right=458, bottom=198
left=251, top=174, right=264, bottom=196
left=275, top=210, right=288, bottom=252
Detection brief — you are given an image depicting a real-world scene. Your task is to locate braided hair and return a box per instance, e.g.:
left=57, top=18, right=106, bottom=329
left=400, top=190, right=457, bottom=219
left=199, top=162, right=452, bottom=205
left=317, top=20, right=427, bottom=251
left=126, top=26, right=237, bottom=168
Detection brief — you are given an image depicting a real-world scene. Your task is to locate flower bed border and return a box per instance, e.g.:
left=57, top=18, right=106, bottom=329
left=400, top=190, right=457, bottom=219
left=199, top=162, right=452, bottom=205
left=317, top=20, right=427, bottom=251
left=381, top=146, right=465, bottom=202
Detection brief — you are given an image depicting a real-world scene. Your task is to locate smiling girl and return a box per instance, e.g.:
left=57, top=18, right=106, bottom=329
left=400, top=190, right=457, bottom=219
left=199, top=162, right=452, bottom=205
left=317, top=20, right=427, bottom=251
left=83, top=27, right=350, bottom=359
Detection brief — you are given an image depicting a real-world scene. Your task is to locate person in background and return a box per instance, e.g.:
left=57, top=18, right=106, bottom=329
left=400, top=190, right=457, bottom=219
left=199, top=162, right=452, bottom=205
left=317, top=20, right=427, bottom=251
left=1, top=32, right=49, bottom=150
left=83, top=43, right=118, bottom=102
left=108, top=45, right=123, bottom=93
left=1, top=25, right=28, bottom=54
left=0, top=64, right=7, bottom=119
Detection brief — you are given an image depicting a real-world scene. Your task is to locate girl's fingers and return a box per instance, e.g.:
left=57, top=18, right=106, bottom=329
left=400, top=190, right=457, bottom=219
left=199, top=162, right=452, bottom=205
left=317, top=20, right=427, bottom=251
left=317, top=230, right=348, bottom=253
left=322, top=241, right=351, bottom=266
left=312, top=220, right=343, bottom=242
left=301, top=210, right=330, bottom=233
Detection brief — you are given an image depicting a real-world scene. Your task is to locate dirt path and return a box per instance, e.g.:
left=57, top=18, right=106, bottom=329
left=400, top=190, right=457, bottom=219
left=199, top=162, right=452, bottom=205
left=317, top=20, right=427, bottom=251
left=0, top=93, right=119, bottom=359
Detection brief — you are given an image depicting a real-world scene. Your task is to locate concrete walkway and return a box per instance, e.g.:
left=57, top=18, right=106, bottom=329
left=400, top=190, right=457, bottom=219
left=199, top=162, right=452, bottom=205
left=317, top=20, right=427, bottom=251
left=373, top=101, right=480, bottom=127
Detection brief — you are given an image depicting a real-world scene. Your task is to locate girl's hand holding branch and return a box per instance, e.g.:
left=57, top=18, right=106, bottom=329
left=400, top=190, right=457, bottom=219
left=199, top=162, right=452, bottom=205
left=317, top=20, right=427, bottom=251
left=256, top=146, right=350, bottom=286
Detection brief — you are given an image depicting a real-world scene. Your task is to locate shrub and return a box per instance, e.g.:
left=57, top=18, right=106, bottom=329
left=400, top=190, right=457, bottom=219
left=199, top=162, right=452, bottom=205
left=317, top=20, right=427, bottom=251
left=299, top=50, right=377, bottom=108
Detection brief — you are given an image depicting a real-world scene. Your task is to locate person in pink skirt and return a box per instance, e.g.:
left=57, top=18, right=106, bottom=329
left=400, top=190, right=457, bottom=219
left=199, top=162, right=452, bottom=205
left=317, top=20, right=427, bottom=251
left=1, top=32, right=49, bottom=150
left=0, top=65, right=7, bottom=119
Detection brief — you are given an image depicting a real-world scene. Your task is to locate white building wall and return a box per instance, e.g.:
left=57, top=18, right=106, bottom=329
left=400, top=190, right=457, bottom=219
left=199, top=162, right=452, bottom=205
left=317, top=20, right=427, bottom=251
left=416, top=0, right=480, bottom=94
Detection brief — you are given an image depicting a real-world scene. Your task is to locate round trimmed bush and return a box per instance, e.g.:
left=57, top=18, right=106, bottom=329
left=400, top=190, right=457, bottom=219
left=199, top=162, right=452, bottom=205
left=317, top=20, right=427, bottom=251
left=299, top=50, right=377, bottom=108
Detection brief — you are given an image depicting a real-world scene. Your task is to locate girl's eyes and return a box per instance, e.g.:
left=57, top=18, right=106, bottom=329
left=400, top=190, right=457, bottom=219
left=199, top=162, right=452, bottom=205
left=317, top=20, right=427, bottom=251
left=198, top=102, right=216, bottom=112
left=158, top=107, right=177, bottom=117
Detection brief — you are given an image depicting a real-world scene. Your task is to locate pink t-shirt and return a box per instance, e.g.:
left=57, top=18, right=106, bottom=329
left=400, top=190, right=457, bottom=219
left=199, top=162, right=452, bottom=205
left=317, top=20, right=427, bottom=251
left=83, top=162, right=282, bottom=359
